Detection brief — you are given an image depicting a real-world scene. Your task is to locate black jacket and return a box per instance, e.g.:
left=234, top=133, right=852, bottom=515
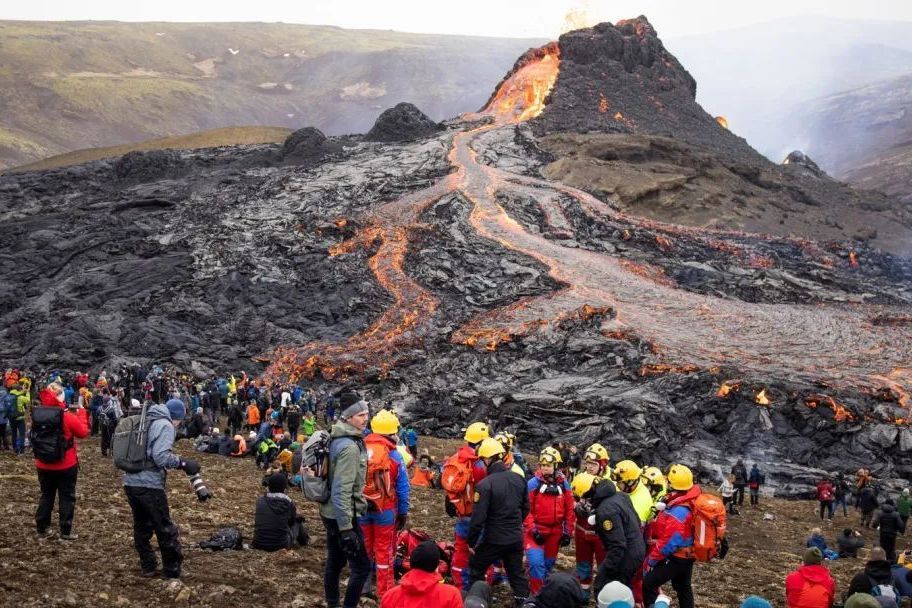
left=731, top=463, right=748, bottom=486
left=874, top=504, right=906, bottom=537
left=252, top=494, right=297, bottom=551
left=846, top=559, right=893, bottom=599
left=217, top=434, right=232, bottom=457
left=527, top=572, right=585, bottom=608
left=836, top=532, right=865, bottom=558
left=286, top=407, right=302, bottom=428
left=591, top=478, right=646, bottom=578
left=228, top=404, right=243, bottom=427
left=859, top=487, right=879, bottom=513
left=467, top=461, right=529, bottom=547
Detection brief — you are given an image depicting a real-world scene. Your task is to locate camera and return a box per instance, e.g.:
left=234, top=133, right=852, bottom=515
left=187, top=472, right=211, bottom=502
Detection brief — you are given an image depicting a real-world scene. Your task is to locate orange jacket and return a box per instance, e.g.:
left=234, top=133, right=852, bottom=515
left=411, top=467, right=434, bottom=487
left=247, top=404, right=260, bottom=425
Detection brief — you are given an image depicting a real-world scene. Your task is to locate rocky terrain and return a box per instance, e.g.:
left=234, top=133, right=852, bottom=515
left=1, top=18, right=911, bottom=485
left=0, top=435, right=905, bottom=608
left=0, top=21, right=542, bottom=169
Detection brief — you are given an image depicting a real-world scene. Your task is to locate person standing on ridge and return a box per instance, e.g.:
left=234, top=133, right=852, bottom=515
left=749, top=464, right=764, bottom=507
left=731, top=459, right=748, bottom=507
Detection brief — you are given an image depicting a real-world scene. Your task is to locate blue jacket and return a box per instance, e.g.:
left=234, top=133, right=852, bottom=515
left=254, top=421, right=273, bottom=447
left=390, top=442, right=411, bottom=515
left=892, top=564, right=912, bottom=598
left=0, top=389, right=8, bottom=424
left=123, top=404, right=184, bottom=489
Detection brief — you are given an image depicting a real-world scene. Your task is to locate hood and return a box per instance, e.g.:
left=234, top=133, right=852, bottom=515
left=591, top=478, right=618, bottom=505
left=38, top=388, right=64, bottom=408
left=866, top=559, right=893, bottom=582
left=365, top=433, right=396, bottom=450
left=331, top=420, right=364, bottom=439
left=147, top=403, right=173, bottom=422
left=882, top=504, right=896, bottom=514
left=399, top=568, right=442, bottom=594
left=263, top=493, right=294, bottom=515
left=797, top=564, right=833, bottom=585
left=534, top=572, right=585, bottom=608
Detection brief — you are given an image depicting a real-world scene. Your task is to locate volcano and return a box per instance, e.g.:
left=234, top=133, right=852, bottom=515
left=1, top=17, right=911, bottom=490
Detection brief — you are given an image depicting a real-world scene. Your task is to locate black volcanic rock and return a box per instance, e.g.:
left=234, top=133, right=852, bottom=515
left=782, top=150, right=824, bottom=177
left=113, top=150, right=182, bottom=181
left=365, top=103, right=442, bottom=143
left=280, top=126, right=344, bottom=164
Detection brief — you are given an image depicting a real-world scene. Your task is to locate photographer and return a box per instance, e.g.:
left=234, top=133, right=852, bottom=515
left=123, top=399, right=202, bottom=579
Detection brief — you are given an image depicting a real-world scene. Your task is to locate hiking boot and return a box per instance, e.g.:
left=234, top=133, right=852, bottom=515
left=140, top=570, right=160, bottom=578
left=60, top=532, right=78, bottom=540
left=36, top=528, right=51, bottom=537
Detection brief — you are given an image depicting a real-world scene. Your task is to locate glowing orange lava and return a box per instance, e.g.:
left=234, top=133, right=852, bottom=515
left=755, top=389, right=770, bottom=405
left=716, top=116, right=729, bottom=130
left=481, top=45, right=560, bottom=123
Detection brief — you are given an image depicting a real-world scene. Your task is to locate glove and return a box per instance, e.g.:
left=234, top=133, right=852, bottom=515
left=340, top=529, right=364, bottom=561
left=559, top=532, right=572, bottom=547
left=396, top=514, right=409, bottom=531
left=181, top=459, right=201, bottom=475
left=654, top=501, right=667, bottom=512
left=719, top=537, right=730, bottom=560
left=532, top=529, right=545, bottom=545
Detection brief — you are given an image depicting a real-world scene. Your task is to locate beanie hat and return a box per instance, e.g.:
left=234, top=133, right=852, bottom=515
left=409, top=541, right=441, bottom=573
left=341, top=399, right=369, bottom=421
left=804, top=547, right=823, bottom=565
left=904, top=488, right=910, bottom=496
left=845, top=594, right=885, bottom=608
left=266, top=472, right=287, bottom=493
left=740, top=597, right=773, bottom=608
left=339, top=389, right=361, bottom=409
left=166, top=399, right=186, bottom=421
left=597, top=580, right=635, bottom=608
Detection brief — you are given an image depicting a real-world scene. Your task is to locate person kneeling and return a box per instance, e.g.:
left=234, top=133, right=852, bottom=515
left=380, top=540, right=462, bottom=608
left=252, top=473, right=309, bottom=551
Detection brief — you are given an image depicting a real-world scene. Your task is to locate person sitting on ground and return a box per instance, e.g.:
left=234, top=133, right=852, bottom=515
left=845, top=547, right=896, bottom=600
left=784, top=547, right=836, bottom=608
left=256, top=437, right=279, bottom=470
left=410, top=450, right=436, bottom=487
left=251, top=473, right=308, bottom=552
left=230, top=434, right=247, bottom=457
left=837, top=528, right=866, bottom=558
left=277, top=431, right=292, bottom=452
left=464, top=581, right=493, bottom=608
left=806, top=527, right=839, bottom=561
left=844, top=594, right=885, bottom=608
left=595, top=580, right=635, bottom=608
left=891, top=558, right=912, bottom=599
left=524, top=572, right=586, bottom=607
left=380, top=540, right=462, bottom=608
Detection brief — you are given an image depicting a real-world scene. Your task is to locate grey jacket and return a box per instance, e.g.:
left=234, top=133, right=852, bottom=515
left=123, top=403, right=183, bottom=489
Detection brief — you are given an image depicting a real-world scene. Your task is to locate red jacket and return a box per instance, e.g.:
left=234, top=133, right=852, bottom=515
left=647, top=485, right=702, bottom=563
left=34, top=393, right=89, bottom=471
left=380, top=568, right=463, bottom=608
left=816, top=481, right=835, bottom=502
left=785, top=564, right=835, bottom=608
left=524, top=472, right=576, bottom=531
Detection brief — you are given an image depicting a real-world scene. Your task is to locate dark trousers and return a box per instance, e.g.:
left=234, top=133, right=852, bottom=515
left=90, top=410, right=99, bottom=435
left=124, top=486, right=183, bottom=577
left=835, top=495, right=849, bottom=516
left=36, top=466, right=78, bottom=534
left=733, top=484, right=746, bottom=505
left=593, top=559, right=637, bottom=599
left=643, top=557, right=695, bottom=608
left=468, top=541, right=529, bottom=601
left=0, top=422, right=7, bottom=449
left=100, top=424, right=114, bottom=456
left=322, top=516, right=372, bottom=608
left=819, top=500, right=834, bottom=520
left=750, top=487, right=759, bottom=505
left=288, top=424, right=299, bottom=440
left=10, top=419, right=25, bottom=454
left=882, top=533, right=898, bottom=563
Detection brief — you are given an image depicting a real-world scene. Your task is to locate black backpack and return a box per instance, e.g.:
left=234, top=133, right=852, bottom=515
left=30, top=407, right=72, bottom=463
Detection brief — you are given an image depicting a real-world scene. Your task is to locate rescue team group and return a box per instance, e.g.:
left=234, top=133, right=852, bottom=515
left=23, top=380, right=859, bottom=608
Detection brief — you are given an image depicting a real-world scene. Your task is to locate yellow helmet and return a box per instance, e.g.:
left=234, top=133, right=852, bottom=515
left=541, top=446, right=563, bottom=464
left=667, top=464, right=694, bottom=491
left=370, top=409, right=400, bottom=435
left=494, top=432, right=513, bottom=449
left=584, top=443, right=609, bottom=462
left=571, top=472, right=599, bottom=499
left=476, top=437, right=506, bottom=459
left=644, top=466, right=666, bottom=486
left=464, top=422, right=491, bottom=444
left=614, top=460, right=642, bottom=483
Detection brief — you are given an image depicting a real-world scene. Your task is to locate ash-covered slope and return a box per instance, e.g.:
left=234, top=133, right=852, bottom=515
left=529, top=18, right=912, bottom=256
left=2, top=18, right=912, bottom=489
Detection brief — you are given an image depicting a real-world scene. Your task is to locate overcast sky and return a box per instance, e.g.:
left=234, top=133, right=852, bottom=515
left=3, top=0, right=911, bottom=38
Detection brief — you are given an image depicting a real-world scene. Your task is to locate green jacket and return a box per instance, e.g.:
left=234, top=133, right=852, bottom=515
left=301, top=416, right=316, bottom=436
left=9, top=389, right=28, bottom=420
left=318, top=421, right=367, bottom=530
left=897, top=494, right=912, bottom=517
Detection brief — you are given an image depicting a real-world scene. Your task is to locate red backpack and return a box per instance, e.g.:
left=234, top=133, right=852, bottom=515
left=689, top=493, right=727, bottom=562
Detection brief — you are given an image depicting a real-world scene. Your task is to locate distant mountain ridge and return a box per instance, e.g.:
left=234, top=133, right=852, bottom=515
left=0, top=21, right=543, bottom=169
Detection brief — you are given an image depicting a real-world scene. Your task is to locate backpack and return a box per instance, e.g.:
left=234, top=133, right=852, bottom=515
left=199, top=526, right=244, bottom=551
left=870, top=578, right=900, bottom=603
left=112, top=408, right=158, bottom=473
left=363, top=440, right=394, bottom=509
left=819, top=485, right=834, bottom=502
left=689, top=493, right=728, bottom=562
left=440, top=454, right=475, bottom=517
left=299, top=430, right=333, bottom=503
left=29, top=406, right=71, bottom=463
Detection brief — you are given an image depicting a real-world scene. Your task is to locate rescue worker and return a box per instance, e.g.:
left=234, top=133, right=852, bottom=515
left=524, top=447, right=575, bottom=594
left=590, top=473, right=645, bottom=598
left=495, top=432, right=526, bottom=477
left=643, top=464, right=702, bottom=608
left=571, top=472, right=607, bottom=601
left=467, top=438, right=530, bottom=608
left=644, top=467, right=668, bottom=510
left=359, top=409, right=411, bottom=599
left=444, top=421, right=490, bottom=590
left=614, top=460, right=653, bottom=524
left=584, top=443, right=611, bottom=479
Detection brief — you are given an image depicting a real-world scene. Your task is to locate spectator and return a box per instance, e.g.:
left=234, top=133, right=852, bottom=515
left=731, top=459, right=748, bottom=506
left=834, top=474, right=851, bottom=518
left=891, top=559, right=912, bottom=599
left=784, top=547, right=835, bottom=608
left=252, top=473, right=308, bottom=551
left=748, top=464, right=764, bottom=506
left=873, top=498, right=906, bottom=563
left=837, top=528, right=866, bottom=558
left=817, top=477, right=835, bottom=521
left=859, top=486, right=879, bottom=529
left=720, top=474, right=737, bottom=515
left=596, top=580, right=635, bottom=608
left=845, top=548, right=894, bottom=600
left=741, top=597, right=773, bottom=608
left=897, top=489, right=912, bottom=530
left=806, top=527, right=839, bottom=561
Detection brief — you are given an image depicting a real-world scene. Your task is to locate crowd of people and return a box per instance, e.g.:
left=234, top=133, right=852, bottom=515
left=9, top=365, right=912, bottom=608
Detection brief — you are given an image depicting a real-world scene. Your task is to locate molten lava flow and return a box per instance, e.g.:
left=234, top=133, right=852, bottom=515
left=639, top=364, right=700, bottom=377
left=755, top=389, right=770, bottom=405
left=806, top=394, right=856, bottom=422
left=598, top=94, right=609, bottom=113
left=716, top=116, right=729, bottom=130
left=481, top=46, right=560, bottom=123
left=849, top=251, right=859, bottom=268
left=716, top=381, right=740, bottom=398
